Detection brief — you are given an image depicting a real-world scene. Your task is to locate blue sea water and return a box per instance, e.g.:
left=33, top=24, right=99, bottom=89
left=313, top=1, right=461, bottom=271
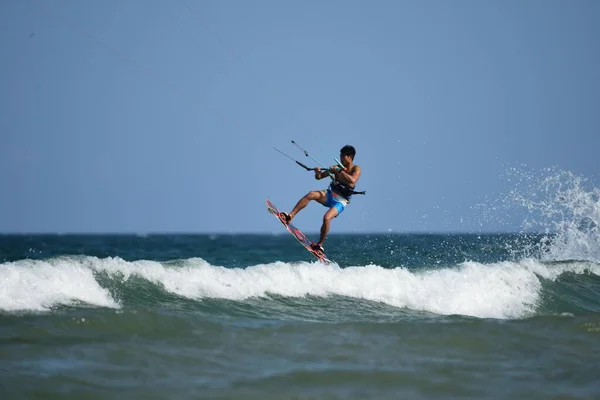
left=1, top=169, right=600, bottom=399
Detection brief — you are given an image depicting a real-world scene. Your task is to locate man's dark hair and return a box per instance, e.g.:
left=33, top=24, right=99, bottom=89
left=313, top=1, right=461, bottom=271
left=340, top=145, right=356, bottom=160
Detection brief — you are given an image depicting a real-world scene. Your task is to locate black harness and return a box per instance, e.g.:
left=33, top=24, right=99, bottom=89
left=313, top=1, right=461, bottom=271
left=329, top=181, right=366, bottom=201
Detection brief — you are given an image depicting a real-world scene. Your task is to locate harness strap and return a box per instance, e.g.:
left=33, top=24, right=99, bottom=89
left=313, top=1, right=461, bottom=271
left=329, top=181, right=366, bottom=198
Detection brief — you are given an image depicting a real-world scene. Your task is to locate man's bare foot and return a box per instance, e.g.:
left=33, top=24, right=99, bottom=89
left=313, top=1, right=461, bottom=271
left=279, top=212, right=291, bottom=224
left=310, top=243, right=324, bottom=254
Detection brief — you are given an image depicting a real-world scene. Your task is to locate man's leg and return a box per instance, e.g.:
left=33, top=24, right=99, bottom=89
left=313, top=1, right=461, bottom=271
left=287, top=190, right=326, bottom=222
left=316, top=207, right=339, bottom=247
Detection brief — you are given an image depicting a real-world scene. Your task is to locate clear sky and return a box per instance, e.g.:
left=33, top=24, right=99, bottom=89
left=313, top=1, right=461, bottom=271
left=1, top=0, right=599, bottom=234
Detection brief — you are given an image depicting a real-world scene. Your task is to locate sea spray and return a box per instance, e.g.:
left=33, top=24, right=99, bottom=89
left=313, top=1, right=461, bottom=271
left=477, top=166, right=600, bottom=262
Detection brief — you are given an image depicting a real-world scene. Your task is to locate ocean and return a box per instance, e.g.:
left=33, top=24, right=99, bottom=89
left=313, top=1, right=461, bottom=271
left=1, top=231, right=599, bottom=399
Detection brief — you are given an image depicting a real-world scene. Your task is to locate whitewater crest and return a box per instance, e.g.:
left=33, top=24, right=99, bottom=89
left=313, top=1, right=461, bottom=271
left=2, top=256, right=599, bottom=319
left=0, top=257, right=119, bottom=312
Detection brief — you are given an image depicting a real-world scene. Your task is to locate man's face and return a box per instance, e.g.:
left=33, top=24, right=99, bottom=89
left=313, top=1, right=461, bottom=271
left=340, top=154, right=351, bottom=166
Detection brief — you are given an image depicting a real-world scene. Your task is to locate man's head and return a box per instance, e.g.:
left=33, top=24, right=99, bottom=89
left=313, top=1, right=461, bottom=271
left=340, top=145, right=356, bottom=161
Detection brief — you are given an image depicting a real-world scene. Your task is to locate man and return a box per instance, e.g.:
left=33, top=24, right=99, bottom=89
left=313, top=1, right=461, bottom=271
left=279, top=145, right=362, bottom=254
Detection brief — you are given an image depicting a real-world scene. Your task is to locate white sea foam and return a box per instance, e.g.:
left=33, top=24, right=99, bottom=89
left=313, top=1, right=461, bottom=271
left=0, top=258, right=119, bottom=312
left=3, top=256, right=598, bottom=318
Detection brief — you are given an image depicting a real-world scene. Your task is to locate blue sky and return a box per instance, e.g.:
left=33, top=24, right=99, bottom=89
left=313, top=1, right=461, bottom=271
left=1, top=0, right=599, bottom=234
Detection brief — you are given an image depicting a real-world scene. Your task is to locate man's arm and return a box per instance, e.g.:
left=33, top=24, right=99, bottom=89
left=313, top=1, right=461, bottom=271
left=314, top=167, right=329, bottom=180
left=334, top=166, right=361, bottom=186
left=314, top=166, right=340, bottom=180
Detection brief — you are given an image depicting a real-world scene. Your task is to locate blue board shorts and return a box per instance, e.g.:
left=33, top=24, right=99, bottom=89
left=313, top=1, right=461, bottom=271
left=321, top=188, right=350, bottom=215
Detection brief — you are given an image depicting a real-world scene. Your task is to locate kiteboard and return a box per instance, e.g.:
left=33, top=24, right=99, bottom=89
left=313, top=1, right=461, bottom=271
left=266, top=198, right=331, bottom=264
